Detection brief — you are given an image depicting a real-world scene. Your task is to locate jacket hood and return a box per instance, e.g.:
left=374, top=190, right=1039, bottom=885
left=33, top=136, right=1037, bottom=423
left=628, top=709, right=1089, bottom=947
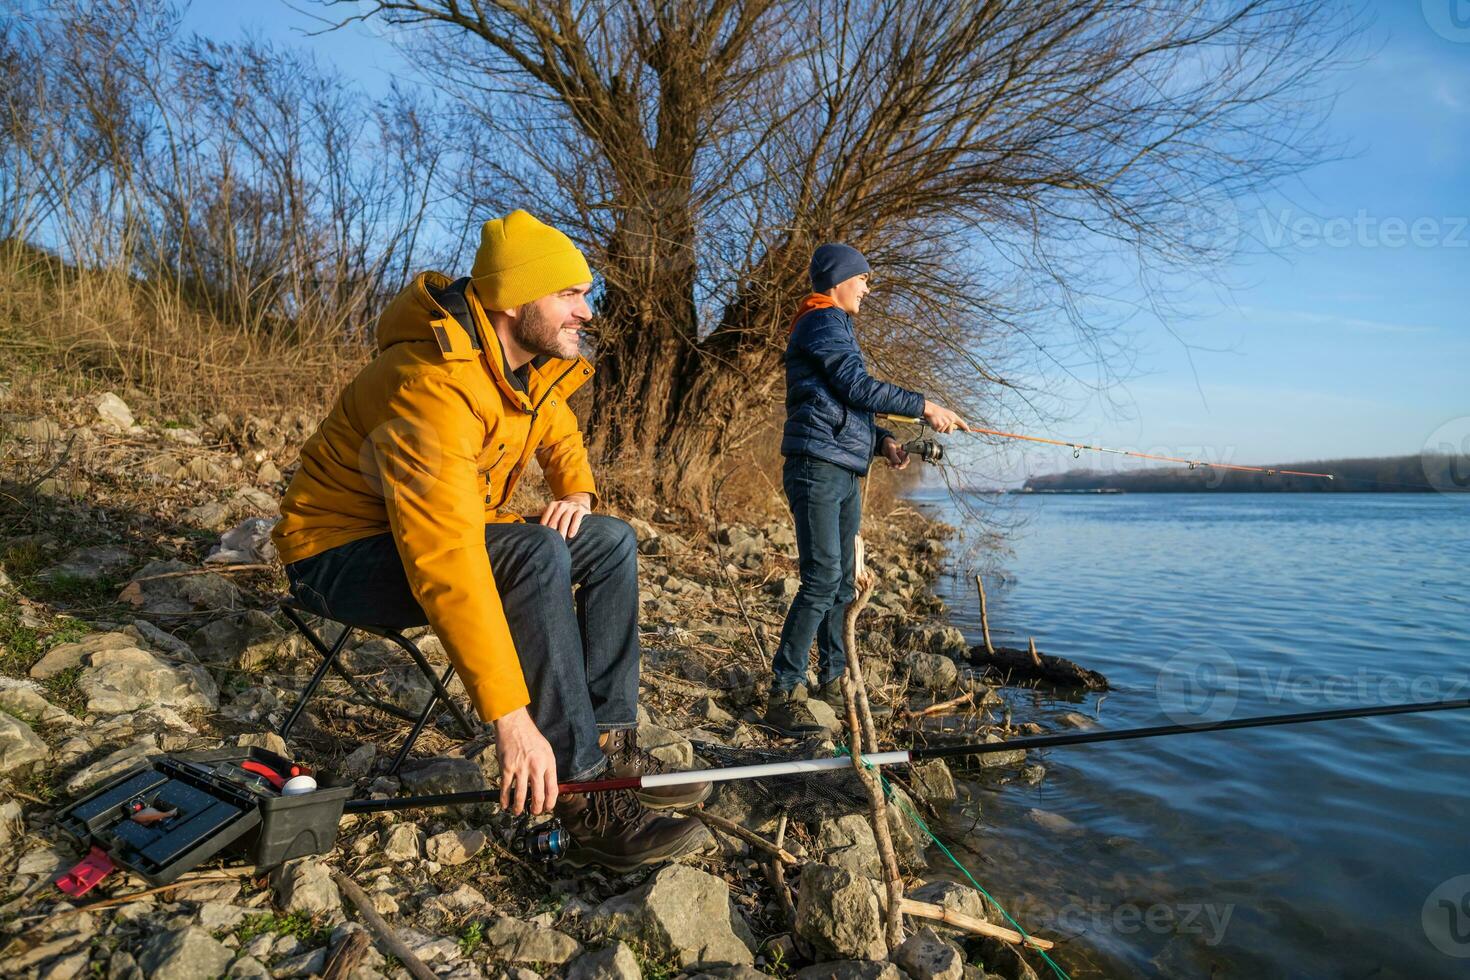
left=375, top=271, right=461, bottom=353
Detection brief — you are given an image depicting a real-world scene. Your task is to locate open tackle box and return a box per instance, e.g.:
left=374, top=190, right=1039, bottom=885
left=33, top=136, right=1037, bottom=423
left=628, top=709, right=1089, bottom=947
left=55, top=747, right=352, bottom=893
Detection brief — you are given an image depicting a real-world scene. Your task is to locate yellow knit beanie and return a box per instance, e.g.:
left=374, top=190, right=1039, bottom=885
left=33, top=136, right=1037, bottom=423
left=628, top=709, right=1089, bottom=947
left=470, top=210, right=592, bottom=311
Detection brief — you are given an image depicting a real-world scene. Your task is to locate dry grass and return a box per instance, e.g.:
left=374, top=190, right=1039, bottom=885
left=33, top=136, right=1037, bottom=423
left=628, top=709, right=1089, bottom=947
left=0, top=242, right=369, bottom=423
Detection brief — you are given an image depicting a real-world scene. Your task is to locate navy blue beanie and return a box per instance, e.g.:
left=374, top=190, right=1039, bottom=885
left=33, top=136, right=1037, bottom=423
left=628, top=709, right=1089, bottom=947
left=810, top=243, right=870, bottom=292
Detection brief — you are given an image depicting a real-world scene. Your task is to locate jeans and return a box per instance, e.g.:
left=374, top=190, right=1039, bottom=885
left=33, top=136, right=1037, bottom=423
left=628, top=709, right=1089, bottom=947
left=284, top=515, right=641, bottom=782
left=771, top=454, right=862, bottom=693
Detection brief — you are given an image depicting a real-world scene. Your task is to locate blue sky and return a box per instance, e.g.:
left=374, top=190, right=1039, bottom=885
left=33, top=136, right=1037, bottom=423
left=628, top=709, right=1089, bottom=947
left=183, top=2, right=1467, bottom=476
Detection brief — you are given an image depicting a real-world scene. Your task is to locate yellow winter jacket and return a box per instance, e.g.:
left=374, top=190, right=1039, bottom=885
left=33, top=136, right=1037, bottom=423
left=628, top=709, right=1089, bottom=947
left=272, top=271, right=597, bottom=721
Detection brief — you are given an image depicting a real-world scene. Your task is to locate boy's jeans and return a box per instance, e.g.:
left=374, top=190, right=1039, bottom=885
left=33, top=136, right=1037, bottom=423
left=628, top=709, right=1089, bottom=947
left=771, top=454, right=862, bottom=693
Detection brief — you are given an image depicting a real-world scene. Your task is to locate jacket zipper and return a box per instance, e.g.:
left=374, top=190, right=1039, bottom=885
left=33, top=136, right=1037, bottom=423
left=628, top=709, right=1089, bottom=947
left=488, top=361, right=582, bottom=512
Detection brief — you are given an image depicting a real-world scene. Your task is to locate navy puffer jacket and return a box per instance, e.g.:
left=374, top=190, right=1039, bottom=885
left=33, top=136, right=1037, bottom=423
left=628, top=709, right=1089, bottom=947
left=780, top=306, right=926, bottom=475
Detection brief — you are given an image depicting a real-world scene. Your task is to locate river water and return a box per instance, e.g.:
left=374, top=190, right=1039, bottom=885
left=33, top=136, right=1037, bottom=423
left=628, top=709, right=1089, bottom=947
left=908, top=490, right=1470, bottom=978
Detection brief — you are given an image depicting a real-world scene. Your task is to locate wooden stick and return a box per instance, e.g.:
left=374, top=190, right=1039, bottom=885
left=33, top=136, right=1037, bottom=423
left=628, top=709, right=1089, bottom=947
left=698, top=809, right=799, bottom=865
left=899, top=898, right=1055, bottom=951
left=843, top=565, right=906, bottom=951
left=903, top=691, right=975, bottom=719
left=1028, top=637, right=1043, bottom=669
left=332, top=872, right=438, bottom=980
left=974, top=574, right=995, bottom=655
left=322, top=929, right=371, bottom=980
left=130, top=564, right=275, bottom=581
left=766, top=813, right=796, bottom=930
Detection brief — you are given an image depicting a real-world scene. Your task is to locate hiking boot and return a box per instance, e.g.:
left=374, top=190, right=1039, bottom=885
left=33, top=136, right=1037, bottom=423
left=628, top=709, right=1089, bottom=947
left=814, top=679, right=849, bottom=713
left=554, top=789, right=709, bottom=873
left=600, top=729, right=711, bottom=810
left=762, top=683, right=827, bottom=737
left=816, top=679, right=893, bottom=719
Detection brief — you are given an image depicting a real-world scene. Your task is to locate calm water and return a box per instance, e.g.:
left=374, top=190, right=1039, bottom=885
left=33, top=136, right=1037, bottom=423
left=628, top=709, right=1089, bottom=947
left=908, top=491, right=1470, bottom=978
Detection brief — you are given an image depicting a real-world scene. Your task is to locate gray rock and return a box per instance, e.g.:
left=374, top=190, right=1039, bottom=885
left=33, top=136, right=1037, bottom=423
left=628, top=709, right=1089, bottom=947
left=382, top=823, right=421, bottom=862
left=795, top=864, right=886, bottom=962
left=338, top=743, right=376, bottom=779
left=37, top=545, right=133, bottom=583
left=273, top=859, right=340, bottom=915
left=565, top=942, right=641, bottom=980
left=195, top=901, right=254, bottom=931
left=185, top=456, right=229, bottom=482
left=909, top=653, right=958, bottom=692
left=118, top=560, right=242, bottom=614
left=226, top=955, right=272, bottom=979
left=484, top=915, right=584, bottom=964
left=77, top=646, right=217, bottom=715
left=128, top=619, right=197, bottom=659
left=794, top=962, right=908, bottom=980
left=1024, top=808, right=1080, bottom=835
left=235, top=731, right=289, bottom=757
left=29, top=630, right=135, bottom=679
left=183, top=500, right=232, bottom=530
left=637, top=719, right=694, bottom=768
left=7, top=417, right=62, bottom=442
left=908, top=760, right=957, bottom=804
left=191, top=610, right=294, bottom=669
left=692, top=697, right=735, bottom=725
left=0, top=708, right=51, bottom=771
left=976, top=735, right=1026, bottom=768
left=0, top=799, right=24, bottom=848
left=64, top=738, right=157, bottom=793
left=142, top=453, right=189, bottom=481
left=817, top=813, right=881, bottom=876
left=274, top=947, right=328, bottom=978
left=767, top=576, right=801, bottom=600
left=161, top=425, right=203, bottom=446
left=206, top=517, right=279, bottom=566
left=589, top=863, right=754, bottom=967
left=892, top=928, right=964, bottom=980
left=440, top=883, right=487, bottom=911
left=426, top=828, right=485, bottom=866
left=135, top=926, right=234, bottom=980
left=94, top=391, right=136, bottom=431
left=400, top=757, right=486, bottom=795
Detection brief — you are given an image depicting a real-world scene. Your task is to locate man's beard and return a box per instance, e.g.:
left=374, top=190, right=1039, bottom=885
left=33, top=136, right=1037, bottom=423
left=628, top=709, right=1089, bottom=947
left=511, top=303, right=577, bottom=359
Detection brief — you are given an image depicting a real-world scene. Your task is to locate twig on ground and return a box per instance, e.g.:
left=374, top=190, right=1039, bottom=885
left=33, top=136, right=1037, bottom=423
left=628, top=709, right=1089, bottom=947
left=698, top=809, right=799, bottom=865
left=899, top=898, right=1055, bottom=950
left=333, top=872, right=438, bottom=980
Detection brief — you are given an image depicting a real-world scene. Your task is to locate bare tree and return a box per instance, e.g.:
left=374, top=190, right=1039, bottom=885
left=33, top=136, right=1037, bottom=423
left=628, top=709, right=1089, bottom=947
left=337, top=0, right=1354, bottom=504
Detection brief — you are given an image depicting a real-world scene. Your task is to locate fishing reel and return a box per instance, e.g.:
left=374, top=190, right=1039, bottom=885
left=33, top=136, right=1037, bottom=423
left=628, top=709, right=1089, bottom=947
left=901, top=438, right=943, bottom=464
left=510, top=817, right=570, bottom=864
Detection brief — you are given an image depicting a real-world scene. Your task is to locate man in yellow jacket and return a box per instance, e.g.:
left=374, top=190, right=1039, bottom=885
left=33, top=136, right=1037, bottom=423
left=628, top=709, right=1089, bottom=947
left=273, top=211, right=708, bottom=871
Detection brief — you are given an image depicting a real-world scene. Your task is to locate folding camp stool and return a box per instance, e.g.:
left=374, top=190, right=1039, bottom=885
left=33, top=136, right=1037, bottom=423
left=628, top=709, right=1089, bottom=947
left=277, top=599, right=479, bottom=774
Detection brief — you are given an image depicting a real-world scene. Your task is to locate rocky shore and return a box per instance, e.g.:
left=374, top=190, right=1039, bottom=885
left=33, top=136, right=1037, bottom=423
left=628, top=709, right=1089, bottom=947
left=0, top=387, right=1049, bottom=980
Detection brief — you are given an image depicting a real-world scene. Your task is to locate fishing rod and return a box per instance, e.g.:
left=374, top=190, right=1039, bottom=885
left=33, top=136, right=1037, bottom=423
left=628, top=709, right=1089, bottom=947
left=343, top=693, right=1470, bottom=814
left=880, top=415, right=1336, bottom=480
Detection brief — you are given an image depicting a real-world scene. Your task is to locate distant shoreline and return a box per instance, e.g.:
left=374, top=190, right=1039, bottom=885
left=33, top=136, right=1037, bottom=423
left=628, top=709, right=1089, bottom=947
left=1017, top=453, right=1462, bottom=494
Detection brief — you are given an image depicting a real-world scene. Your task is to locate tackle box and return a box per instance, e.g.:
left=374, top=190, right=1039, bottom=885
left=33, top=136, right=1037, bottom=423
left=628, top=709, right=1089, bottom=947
left=57, top=746, right=352, bottom=885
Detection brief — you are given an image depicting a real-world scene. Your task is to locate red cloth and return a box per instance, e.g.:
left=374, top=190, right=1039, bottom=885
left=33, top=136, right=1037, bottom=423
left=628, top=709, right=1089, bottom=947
left=788, top=292, right=838, bottom=334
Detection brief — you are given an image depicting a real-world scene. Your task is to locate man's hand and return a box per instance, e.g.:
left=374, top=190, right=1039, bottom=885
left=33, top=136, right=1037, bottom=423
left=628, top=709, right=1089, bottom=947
left=495, top=706, right=559, bottom=815
left=922, top=400, right=971, bottom=435
left=539, top=492, right=593, bottom=539
left=880, top=436, right=910, bottom=470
